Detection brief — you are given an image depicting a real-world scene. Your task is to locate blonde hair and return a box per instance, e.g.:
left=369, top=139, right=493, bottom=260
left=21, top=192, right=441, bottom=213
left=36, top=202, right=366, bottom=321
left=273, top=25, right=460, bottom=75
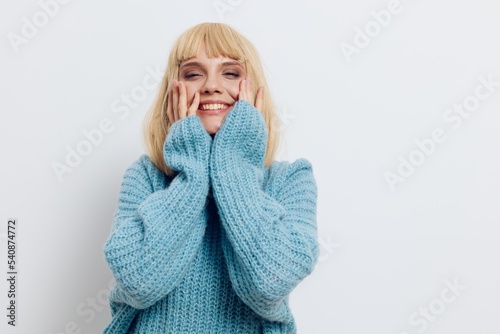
left=143, top=22, right=281, bottom=176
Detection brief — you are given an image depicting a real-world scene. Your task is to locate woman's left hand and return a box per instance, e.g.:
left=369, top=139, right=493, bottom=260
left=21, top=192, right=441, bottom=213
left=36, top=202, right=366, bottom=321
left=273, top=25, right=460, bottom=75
left=238, top=77, right=264, bottom=113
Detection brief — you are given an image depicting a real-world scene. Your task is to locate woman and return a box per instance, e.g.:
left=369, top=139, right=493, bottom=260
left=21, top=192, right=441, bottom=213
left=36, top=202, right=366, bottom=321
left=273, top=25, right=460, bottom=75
left=102, top=22, right=319, bottom=333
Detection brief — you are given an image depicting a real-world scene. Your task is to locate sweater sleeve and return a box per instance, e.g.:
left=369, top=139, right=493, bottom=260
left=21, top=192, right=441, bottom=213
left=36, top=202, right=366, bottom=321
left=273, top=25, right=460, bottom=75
left=103, top=115, right=212, bottom=310
left=209, top=101, right=319, bottom=323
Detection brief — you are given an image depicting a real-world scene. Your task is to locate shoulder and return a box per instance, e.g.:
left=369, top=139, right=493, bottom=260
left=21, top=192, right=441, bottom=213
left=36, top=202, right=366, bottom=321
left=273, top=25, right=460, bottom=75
left=121, top=154, right=170, bottom=192
left=267, top=158, right=315, bottom=178
left=265, top=158, right=317, bottom=195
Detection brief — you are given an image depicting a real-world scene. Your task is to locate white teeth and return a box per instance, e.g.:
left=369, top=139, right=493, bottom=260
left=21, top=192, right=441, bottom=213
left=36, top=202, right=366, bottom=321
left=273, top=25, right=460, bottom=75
left=200, top=103, right=228, bottom=110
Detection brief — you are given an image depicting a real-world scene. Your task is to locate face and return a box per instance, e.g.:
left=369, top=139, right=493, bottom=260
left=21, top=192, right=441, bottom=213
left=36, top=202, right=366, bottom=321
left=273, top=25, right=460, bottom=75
left=178, top=45, right=246, bottom=134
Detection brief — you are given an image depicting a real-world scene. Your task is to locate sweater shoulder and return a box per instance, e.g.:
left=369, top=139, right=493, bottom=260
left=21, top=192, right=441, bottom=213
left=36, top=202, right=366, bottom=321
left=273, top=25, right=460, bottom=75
left=267, top=157, right=314, bottom=178
left=265, top=158, right=316, bottom=194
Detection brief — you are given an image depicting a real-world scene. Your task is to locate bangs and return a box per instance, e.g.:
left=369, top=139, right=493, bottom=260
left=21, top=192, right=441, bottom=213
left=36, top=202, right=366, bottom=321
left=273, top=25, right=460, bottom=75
left=175, top=23, right=247, bottom=65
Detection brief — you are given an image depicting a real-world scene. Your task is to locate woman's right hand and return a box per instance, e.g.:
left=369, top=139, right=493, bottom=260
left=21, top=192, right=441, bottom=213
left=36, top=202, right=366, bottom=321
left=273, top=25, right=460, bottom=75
left=167, top=80, right=200, bottom=124
left=164, top=80, right=212, bottom=176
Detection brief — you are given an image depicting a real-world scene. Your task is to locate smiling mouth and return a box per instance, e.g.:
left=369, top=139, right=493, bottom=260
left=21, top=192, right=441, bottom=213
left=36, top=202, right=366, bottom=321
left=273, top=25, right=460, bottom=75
left=198, top=103, right=232, bottom=114
left=199, top=103, right=230, bottom=110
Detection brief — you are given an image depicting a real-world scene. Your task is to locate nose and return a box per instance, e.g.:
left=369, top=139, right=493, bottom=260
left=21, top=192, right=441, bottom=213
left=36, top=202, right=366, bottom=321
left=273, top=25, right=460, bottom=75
left=201, top=73, right=223, bottom=95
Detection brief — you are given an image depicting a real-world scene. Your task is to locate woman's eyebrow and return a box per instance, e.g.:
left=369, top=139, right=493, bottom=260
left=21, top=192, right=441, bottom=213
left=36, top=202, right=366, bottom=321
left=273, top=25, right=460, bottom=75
left=179, top=61, right=202, bottom=69
left=220, top=61, right=243, bottom=67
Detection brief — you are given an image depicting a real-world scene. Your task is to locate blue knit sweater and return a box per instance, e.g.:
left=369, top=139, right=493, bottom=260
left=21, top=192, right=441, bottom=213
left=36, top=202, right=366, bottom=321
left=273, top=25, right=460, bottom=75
left=102, top=100, right=319, bottom=333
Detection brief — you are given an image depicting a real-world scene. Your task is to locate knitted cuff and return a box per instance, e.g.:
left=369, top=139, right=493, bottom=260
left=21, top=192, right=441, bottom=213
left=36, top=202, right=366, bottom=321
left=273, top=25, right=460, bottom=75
left=211, top=100, right=267, bottom=170
left=164, top=115, right=213, bottom=177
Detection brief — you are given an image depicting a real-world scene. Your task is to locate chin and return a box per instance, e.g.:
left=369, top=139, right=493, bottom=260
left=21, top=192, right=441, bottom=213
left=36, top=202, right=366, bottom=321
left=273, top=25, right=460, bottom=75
left=198, top=114, right=225, bottom=135
left=200, top=119, right=222, bottom=135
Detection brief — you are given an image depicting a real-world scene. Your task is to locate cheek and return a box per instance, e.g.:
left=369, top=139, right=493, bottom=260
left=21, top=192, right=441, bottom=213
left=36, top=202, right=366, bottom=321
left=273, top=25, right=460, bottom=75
left=182, top=82, right=198, bottom=104
left=227, top=81, right=242, bottom=98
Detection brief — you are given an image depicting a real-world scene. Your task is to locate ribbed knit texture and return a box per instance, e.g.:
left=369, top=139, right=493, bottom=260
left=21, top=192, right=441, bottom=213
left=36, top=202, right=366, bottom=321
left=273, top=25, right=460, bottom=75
left=102, top=100, right=319, bottom=333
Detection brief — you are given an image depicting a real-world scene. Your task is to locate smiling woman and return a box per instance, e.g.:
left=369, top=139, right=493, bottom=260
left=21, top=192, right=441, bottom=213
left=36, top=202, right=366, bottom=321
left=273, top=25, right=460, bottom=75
left=146, top=22, right=280, bottom=177
left=102, top=22, right=319, bottom=334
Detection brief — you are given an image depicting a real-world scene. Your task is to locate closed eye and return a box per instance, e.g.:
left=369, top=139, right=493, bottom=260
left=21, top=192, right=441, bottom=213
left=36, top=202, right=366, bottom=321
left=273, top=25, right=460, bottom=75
left=224, top=72, right=240, bottom=78
left=184, top=73, right=201, bottom=79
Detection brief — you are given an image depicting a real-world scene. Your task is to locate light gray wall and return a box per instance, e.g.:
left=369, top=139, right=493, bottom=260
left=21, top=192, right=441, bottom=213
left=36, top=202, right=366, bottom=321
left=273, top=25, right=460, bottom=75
left=1, top=0, right=499, bottom=333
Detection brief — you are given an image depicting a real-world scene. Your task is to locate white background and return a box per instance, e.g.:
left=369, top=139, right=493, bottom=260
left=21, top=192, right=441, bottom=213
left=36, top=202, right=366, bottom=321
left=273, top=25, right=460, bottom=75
left=1, top=0, right=499, bottom=333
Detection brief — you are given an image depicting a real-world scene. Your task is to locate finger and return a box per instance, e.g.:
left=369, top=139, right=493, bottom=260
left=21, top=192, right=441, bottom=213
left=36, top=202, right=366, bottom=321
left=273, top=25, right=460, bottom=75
left=255, top=86, right=264, bottom=113
left=238, top=79, right=246, bottom=101
left=246, top=77, right=256, bottom=106
left=178, top=81, right=188, bottom=119
left=188, top=92, right=200, bottom=117
left=167, top=86, right=173, bottom=125
left=172, top=80, right=179, bottom=123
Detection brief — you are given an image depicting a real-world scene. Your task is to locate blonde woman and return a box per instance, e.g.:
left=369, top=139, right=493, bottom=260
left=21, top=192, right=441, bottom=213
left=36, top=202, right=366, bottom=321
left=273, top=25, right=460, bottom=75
left=102, top=22, right=319, bottom=334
